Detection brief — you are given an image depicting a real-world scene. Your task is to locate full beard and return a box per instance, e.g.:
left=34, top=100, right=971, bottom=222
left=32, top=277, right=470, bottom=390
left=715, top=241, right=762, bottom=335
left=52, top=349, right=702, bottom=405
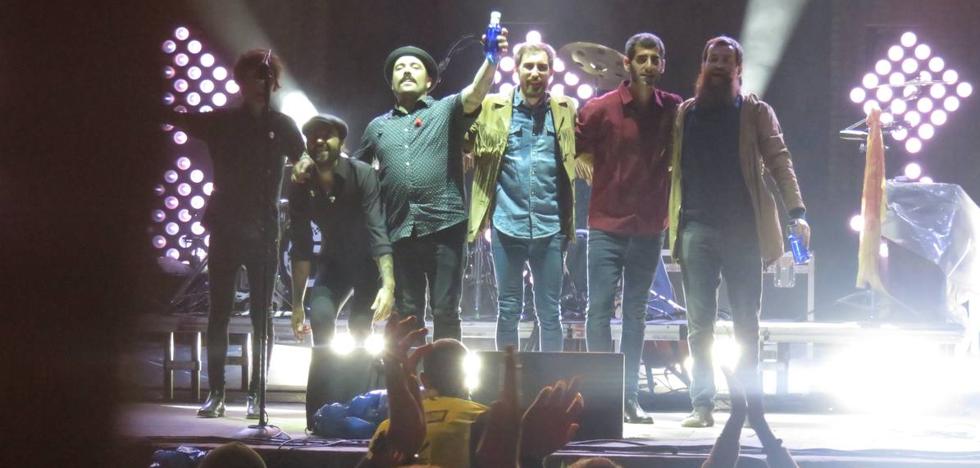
left=694, top=71, right=737, bottom=109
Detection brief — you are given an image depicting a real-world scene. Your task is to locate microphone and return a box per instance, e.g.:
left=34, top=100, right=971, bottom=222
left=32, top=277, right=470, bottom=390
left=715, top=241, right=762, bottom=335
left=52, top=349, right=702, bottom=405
left=839, top=129, right=868, bottom=141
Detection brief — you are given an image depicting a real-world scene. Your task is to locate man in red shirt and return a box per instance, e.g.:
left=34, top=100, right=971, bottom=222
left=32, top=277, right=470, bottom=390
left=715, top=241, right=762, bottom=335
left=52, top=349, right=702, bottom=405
left=575, top=33, right=682, bottom=424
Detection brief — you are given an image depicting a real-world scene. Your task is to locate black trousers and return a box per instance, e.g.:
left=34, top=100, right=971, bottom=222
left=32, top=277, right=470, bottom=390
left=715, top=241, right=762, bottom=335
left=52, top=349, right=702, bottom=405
left=206, top=227, right=277, bottom=393
left=392, top=222, right=465, bottom=341
left=305, top=256, right=379, bottom=427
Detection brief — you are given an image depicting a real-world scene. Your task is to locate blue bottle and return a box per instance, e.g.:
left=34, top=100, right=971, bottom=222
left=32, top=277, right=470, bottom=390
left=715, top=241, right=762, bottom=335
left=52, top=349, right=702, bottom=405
left=787, top=220, right=810, bottom=264
left=484, top=11, right=502, bottom=63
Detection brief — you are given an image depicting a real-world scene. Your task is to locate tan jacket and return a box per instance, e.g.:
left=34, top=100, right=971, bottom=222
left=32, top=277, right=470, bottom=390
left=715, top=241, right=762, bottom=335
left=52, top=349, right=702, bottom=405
left=466, top=91, right=578, bottom=242
left=668, top=94, right=805, bottom=266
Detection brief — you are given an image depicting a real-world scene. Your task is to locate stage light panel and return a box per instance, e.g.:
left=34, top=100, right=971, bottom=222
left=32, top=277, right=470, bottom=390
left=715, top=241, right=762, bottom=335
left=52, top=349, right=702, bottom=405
left=174, top=26, right=190, bottom=40
left=187, top=40, right=202, bottom=54
left=212, top=66, right=227, bottom=80
left=904, top=162, right=922, bottom=179
left=199, top=79, right=214, bottom=93
left=187, top=66, right=201, bottom=80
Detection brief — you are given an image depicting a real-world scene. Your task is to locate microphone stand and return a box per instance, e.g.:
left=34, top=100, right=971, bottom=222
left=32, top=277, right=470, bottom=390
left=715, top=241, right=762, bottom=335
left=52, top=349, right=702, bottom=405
left=237, top=54, right=289, bottom=441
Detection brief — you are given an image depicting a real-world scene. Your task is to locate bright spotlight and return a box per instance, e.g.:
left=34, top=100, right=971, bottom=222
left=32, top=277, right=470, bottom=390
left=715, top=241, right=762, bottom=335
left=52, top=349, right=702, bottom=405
left=901, top=58, right=919, bottom=74
left=187, top=66, right=202, bottom=80
left=225, top=80, right=240, bottom=94
left=900, top=31, right=917, bottom=47
left=499, top=56, right=515, bottom=72
left=178, top=209, right=191, bottom=223
left=166, top=248, right=180, bottom=260
left=173, top=131, right=187, bottom=145
left=920, top=176, right=934, bottom=183
left=942, top=69, right=958, bottom=83
left=493, top=71, right=502, bottom=84
left=943, top=96, right=959, bottom=112
left=888, top=71, right=905, bottom=86
left=153, top=235, right=167, bottom=249
left=930, top=109, right=947, bottom=126
left=875, top=86, right=893, bottom=102
left=174, top=26, right=190, bottom=40
left=281, top=91, right=319, bottom=127
left=499, top=83, right=514, bottom=96
left=550, top=83, right=565, bottom=97
left=212, top=66, right=228, bottom=80
left=165, top=196, right=179, bottom=210
left=891, top=127, right=908, bottom=140
left=162, top=40, right=177, bottom=54
left=191, top=222, right=205, bottom=236
left=198, top=79, right=214, bottom=94
left=187, top=40, right=202, bottom=54
left=918, top=123, right=936, bottom=140
left=212, top=93, right=227, bottom=107
left=175, top=53, right=189, bottom=67
left=200, top=53, right=215, bottom=67
left=904, top=110, right=921, bottom=127
left=890, top=98, right=907, bottom=114
left=904, top=162, right=922, bottom=179
left=203, top=182, right=214, bottom=195
left=879, top=242, right=889, bottom=258
left=913, top=44, right=931, bottom=60
left=849, top=87, right=866, bottom=103
left=887, top=45, right=903, bottom=61
left=186, top=92, right=201, bottom=106
left=576, top=84, right=594, bottom=100
left=463, top=352, right=482, bottom=392
left=564, top=72, right=579, bottom=86
left=364, top=334, right=385, bottom=356
left=165, top=222, right=180, bottom=236
left=874, top=59, right=891, bottom=75
left=905, top=137, right=923, bottom=153
left=330, top=332, right=356, bottom=355
left=862, top=73, right=878, bottom=89
left=177, top=183, right=191, bottom=196
left=928, top=56, right=945, bottom=72
left=525, top=30, right=542, bottom=44
left=862, top=100, right=879, bottom=116
left=956, top=82, right=973, bottom=98
left=190, top=195, right=205, bottom=210
left=190, top=169, right=204, bottom=183
left=916, top=97, right=933, bottom=113
left=929, top=83, right=946, bottom=99
left=553, top=57, right=565, bottom=73
left=152, top=210, right=166, bottom=222
left=849, top=214, right=864, bottom=232
left=174, top=79, right=189, bottom=92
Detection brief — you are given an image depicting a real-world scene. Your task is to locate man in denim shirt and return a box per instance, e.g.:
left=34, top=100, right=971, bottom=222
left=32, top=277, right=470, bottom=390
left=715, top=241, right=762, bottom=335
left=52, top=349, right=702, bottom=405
left=467, top=42, right=577, bottom=352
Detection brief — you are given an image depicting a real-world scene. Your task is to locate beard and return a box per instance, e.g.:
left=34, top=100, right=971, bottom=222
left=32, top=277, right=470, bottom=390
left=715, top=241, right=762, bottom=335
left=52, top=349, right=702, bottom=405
left=694, top=70, right=737, bottom=109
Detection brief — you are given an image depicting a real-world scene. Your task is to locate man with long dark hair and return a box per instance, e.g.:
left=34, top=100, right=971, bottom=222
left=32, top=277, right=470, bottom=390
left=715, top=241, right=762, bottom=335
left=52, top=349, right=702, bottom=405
left=668, top=36, right=810, bottom=427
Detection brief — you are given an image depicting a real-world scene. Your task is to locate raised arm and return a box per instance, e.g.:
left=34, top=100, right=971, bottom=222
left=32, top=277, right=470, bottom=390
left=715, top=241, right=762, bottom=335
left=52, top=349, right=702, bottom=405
left=460, top=29, right=509, bottom=114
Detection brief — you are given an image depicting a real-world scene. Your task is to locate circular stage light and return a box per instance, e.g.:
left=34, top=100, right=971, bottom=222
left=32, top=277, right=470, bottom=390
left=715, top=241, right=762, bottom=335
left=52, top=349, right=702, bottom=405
left=905, top=137, right=923, bottom=154
left=164, top=170, right=179, bottom=183
left=213, top=66, right=228, bottom=80
left=887, top=45, right=903, bottom=61
left=900, top=32, right=917, bottom=47
left=849, top=87, right=866, bottom=103
left=225, top=80, right=240, bottom=94
left=930, top=109, right=947, bottom=126
left=914, top=44, right=931, bottom=60
left=187, top=40, right=202, bottom=54
left=200, top=53, right=215, bottom=67
left=862, top=73, right=878, bottom=89
left=190, top=169, right=204, bottom=183
left=956, top=82, right=973, bottom=98
left=904, top=162, right=922, bottom=179
left=918, top=123, right=935, bottom=140
left=187, top=66, right=202, bottom=80
left=199, top=79, right=215, bottom=93
left=212, top=93, right=227, bottom=107
left=174, top=27, right=190, bottom=40
left=875, top=59, right=891, bottom=75
left=551, top=83, right=566, bottom=97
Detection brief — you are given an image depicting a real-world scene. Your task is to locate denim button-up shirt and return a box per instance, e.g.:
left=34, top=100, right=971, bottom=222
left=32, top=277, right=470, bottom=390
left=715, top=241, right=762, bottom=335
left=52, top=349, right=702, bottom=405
left=492, top=91, right=561, bottom=239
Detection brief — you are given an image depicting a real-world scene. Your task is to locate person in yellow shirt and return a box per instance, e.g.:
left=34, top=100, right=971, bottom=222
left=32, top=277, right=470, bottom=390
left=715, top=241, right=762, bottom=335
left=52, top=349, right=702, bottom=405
left=367, top=338, right=487, bottom=467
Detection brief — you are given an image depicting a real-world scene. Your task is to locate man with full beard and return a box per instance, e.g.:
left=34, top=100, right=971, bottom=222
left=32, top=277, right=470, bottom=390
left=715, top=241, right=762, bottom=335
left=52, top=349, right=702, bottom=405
left=668, top=36, right=810, bottom=427
left=575, top=33, right=682, bottom=424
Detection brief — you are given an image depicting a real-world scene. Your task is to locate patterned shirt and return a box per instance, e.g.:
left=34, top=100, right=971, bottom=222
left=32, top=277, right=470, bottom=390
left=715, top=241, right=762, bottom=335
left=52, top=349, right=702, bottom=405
left=356, top=94, right=476, bottom=243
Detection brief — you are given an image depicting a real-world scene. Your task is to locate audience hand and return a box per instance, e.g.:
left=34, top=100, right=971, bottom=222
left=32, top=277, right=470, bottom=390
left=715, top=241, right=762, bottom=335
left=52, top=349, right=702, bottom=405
left=475, top=346, right=521, bottom=468
left=520, top=375, right=584, bottom=461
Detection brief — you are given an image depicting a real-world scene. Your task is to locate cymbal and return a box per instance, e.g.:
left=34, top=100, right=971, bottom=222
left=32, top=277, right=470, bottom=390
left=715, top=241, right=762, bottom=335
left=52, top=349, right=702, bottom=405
left=558, top=42, right=627, bottom=90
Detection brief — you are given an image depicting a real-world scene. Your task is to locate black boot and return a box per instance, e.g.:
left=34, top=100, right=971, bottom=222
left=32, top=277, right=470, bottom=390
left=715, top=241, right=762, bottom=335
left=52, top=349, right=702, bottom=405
left=624, top=398, right=653, bottom=424
left=197, top=388, right=226, bottom=418
left=246, top=392, right=263, bottom=420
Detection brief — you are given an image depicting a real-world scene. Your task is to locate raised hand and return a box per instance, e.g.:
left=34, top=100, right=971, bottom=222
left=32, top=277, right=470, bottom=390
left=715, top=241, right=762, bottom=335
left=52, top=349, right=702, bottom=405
left=520, top=375, right=584, bottom=460
left=474, top=346, right=521, bottom=468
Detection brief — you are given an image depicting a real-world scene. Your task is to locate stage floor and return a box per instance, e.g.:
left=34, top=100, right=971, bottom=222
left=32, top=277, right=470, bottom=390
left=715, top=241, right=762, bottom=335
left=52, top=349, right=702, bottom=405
left=117, top=400, right=980, bottom=467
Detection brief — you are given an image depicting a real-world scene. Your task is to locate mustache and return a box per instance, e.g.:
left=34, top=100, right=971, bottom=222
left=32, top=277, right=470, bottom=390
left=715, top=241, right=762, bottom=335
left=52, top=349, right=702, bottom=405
left=399, top=75, right=416, bottom=84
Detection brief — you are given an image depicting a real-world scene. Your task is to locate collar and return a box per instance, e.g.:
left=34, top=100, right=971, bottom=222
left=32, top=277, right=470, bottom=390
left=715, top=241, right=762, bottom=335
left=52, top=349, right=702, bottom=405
left=513, top=88, right=550, bottom=111
left=391, top=94, right=435, bottom=116
left=617, top=81, right=664, bottom=109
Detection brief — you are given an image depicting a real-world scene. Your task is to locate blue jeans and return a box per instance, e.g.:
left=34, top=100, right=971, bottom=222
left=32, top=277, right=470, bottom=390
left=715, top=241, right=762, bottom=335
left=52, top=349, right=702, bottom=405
left=679, top=220, right=762, bottom=411
left=492, top=228, right=565, bottom=352
left=586, top=229, right=664, bottom=400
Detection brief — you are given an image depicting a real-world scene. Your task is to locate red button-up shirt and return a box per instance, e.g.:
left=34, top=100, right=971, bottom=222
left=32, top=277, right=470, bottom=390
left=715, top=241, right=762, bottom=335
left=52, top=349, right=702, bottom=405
left=575, top=82, right=682, bottom=236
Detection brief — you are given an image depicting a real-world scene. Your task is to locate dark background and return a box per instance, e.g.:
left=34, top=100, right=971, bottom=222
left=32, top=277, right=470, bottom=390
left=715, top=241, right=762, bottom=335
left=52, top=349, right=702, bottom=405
left=3, top=1, right=978, bottom=465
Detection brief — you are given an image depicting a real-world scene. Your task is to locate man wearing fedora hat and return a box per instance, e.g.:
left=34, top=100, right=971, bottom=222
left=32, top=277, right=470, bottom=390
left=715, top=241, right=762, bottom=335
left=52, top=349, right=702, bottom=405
left=288, top=114, right=395, bottom=429
left=331, top=34, right=508, bottom=341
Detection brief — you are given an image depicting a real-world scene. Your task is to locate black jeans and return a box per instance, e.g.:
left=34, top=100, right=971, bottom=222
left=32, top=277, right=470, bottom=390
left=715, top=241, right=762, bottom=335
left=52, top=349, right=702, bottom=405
left=305, top=256, right=379, bottom=425
left=392, top=222, right=465, bottom=341
left=586, top=229, right=665, bottom=401
left=679, top=219, right=762, bottom=411
left=206, top=226, right=278, bottom=393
